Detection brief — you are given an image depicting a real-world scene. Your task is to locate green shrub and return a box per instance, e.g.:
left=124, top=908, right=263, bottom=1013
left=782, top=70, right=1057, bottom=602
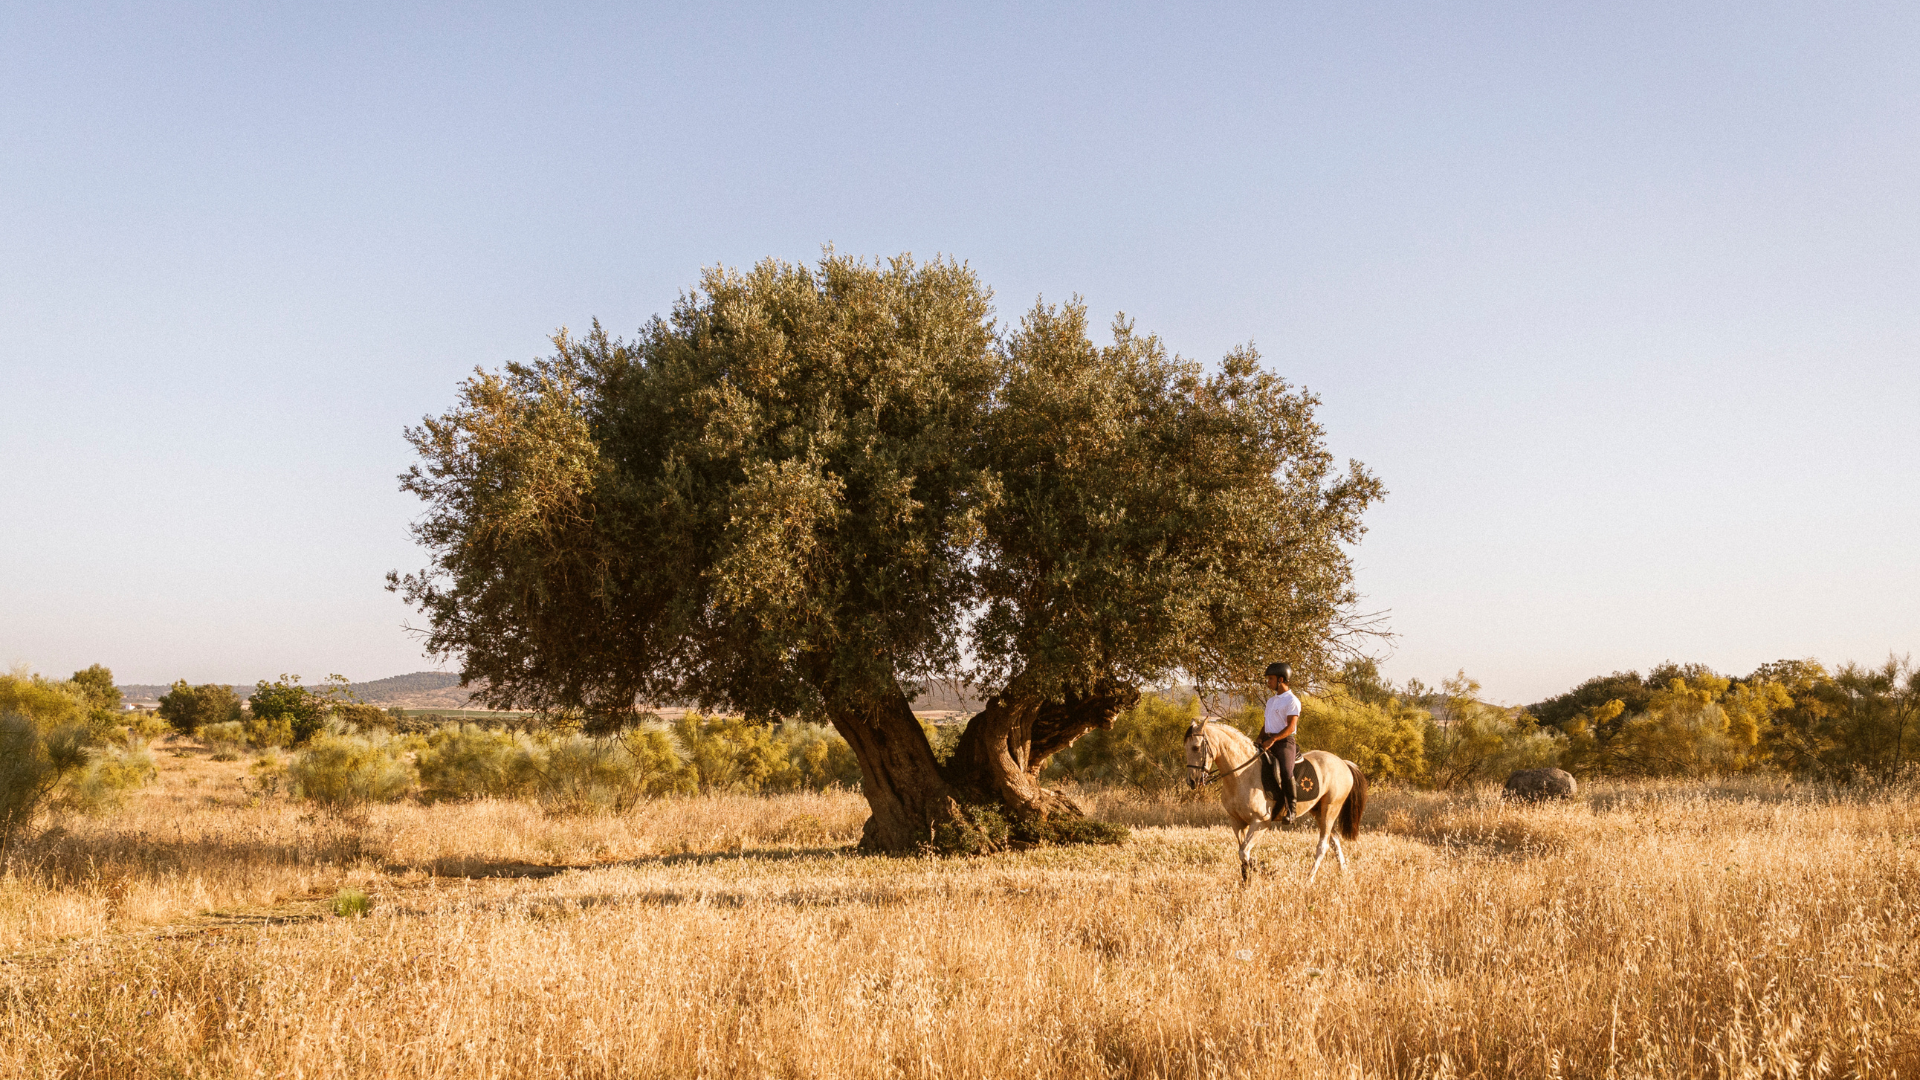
left=288, top=732, right=415, bottom=806
left=57, top=735, right=157, bottom=814
left=672, top=713, right=788, bottom=792
left=332, top=887, right=371, bottom=917
left=773, top=722, right=864, bottom=791
left=1, top=667, right=140, bottom=855
left=333, top=703, right=396, bottom=731
left=199, top=720, right=249, bottom=760
left=416, top=724, right=526, bottom=802
left=249, top=675, right=327, bottom=745
left=528, top=731, right=685, bottom=813
left=1424, top=672, right=1563, bottom=789
left=0, top=712, right=90, bottom=856
left=417, top=723, right=691, bottom=811
left=157, top=680, right=243, bottom=736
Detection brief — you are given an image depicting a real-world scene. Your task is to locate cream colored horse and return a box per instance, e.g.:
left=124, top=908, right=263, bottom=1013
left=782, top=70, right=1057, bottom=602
left=1184, top=719, right=1367, bottom=883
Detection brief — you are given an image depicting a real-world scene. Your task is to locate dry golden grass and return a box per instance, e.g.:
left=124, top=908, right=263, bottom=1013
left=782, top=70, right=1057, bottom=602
left=2, top=739, right=1916, bottom=1078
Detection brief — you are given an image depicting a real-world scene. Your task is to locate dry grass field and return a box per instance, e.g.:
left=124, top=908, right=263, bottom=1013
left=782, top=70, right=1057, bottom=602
left=2, top=736, right=1916, bottom=1078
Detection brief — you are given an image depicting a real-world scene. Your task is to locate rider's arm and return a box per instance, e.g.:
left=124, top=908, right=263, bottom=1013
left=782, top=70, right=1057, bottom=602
left=1277, top=712, right=1298, bottom=741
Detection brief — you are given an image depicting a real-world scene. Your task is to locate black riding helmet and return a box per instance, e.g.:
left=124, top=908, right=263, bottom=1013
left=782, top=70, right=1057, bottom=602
left=1264, top=662, right=1291, bottom=683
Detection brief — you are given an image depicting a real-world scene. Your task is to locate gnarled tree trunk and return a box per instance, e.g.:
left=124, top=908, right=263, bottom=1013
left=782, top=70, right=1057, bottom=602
left=832, top=678, right=1139, bottom=853
left=828, top=692, right=960, bottom=853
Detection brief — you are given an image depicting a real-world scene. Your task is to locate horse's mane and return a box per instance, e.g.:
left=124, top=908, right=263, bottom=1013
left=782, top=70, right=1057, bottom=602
left=1193, top=719, right=1256, bottom=755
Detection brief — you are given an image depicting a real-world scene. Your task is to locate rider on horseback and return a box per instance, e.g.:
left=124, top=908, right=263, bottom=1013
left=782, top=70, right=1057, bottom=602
left=1257, top=662, right=1300, bottom=821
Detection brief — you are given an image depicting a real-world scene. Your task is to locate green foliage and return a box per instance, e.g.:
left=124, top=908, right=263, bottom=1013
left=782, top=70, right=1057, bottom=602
left=69, top=664, right=122, bottom=716
left=288, top=731, right=415, bottom=807
left=56, top=735, right=156, bottom=814
left=334, top=703, right=396, bottom=730
left=671, top=715, right=862, bottom=793
left=928, top=801, right=1128, bottom=854
left=970, top=302, right=1383, bottom=704
left=416, top=723, right=693, bottom=810
left=1046, top=693, right=1199, bottom=793
left=415, top=725, right=524, bottom=802
left=528, top=732, right=686, bottom=813
left=929, top=803, right=1010, bottom=856
left=0, top=667, right=150, bottom=854
left=248, top=675, right=327, bottom=745
left=1756, top=656, right=1920, bottom=781
left=199, top=720, right=250, bottom=761
left=332, top=887, right=371, bottom=918
left=0, top=669, right=88, bottom=730
left=158, top=680, right=243, bottom=736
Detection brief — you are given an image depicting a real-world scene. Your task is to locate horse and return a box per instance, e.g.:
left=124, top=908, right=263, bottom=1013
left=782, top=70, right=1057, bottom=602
left=1184, top=718, right=1368, bottom=883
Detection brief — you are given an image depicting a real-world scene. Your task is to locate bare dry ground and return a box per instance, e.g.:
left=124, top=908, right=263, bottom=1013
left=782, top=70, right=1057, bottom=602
left=2, top=737, right=1916, bottom=1078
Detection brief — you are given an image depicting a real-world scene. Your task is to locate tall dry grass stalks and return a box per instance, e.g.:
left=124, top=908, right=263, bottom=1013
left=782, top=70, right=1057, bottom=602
left=1, top=739, right=1915, bottom=1077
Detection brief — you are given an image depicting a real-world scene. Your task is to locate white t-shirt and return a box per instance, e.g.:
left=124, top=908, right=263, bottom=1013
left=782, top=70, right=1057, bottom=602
left=1263, top=690, right=1301, bottom=736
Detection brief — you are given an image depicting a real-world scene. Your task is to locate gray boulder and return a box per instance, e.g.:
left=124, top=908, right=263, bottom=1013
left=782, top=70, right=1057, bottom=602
left=1503, top=767, right=1577, bottom=802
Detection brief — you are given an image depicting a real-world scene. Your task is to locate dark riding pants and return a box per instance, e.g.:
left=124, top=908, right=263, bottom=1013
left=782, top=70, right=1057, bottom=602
left=1261, top=736, right=1297, bottom=811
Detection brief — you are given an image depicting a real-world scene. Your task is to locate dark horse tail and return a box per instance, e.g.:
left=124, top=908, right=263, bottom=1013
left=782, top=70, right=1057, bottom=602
left=1338, top=759, right=1367, bottom=840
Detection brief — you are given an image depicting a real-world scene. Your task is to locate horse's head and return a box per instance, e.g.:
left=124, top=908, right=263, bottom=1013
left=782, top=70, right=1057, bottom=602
left=1184, top=719, right=1215, bottom=788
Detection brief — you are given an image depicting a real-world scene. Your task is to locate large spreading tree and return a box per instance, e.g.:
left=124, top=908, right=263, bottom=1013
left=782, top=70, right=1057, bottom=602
left=392, top=253, right=1382, bottom=851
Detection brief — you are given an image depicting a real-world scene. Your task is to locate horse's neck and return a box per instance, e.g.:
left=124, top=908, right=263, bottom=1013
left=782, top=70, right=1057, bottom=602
left=1208, top=724, right=1255, bottom=769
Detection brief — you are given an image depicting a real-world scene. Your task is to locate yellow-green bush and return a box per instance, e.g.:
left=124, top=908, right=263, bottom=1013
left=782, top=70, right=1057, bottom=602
left=1, top=667, right=152, bottom=851
left=670, top=715, right=862, bottom=793
left=199, top=720, right=250, bottom=760
left=527, top=731, right=688, bottom=812
left=1423, top=673, right=1562, bottom=789
left=288, top=732, right=415, bottom=806
left=416, top=725, right=526, bottom=802
left=56, top=735, right=157, bottom=814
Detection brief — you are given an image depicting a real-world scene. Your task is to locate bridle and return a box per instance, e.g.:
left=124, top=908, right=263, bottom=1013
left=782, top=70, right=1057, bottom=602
left=1186, top=725, right=1262, bottom=787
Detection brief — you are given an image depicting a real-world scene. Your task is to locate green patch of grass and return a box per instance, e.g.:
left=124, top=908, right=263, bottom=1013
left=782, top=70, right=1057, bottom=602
left=332, top=887, right=371, bottom=918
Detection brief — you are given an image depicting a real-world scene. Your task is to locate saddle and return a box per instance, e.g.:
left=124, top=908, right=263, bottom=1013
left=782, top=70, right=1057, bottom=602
left=1292, top=757, right=1321, bottom=803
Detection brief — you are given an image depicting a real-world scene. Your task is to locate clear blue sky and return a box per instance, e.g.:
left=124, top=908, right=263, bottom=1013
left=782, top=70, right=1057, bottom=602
left=4, top=2, right=1915, bottom=703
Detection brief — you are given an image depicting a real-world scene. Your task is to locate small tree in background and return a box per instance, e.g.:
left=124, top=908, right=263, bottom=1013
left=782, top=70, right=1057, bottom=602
left=158, top=680, right=244, bottom=736
left=1423, top=672, right=1561, bottom=789
left=247, top=675, right=343, bottom=746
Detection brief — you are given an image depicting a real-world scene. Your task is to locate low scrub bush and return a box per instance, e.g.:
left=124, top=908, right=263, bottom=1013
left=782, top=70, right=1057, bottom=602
left=56, top=735, right=157, bottom=814
left=528, top=731, right=686, bottom=813
left=672, top=715, right=862, bottom=793
left=417, top=723, right=696, bottom=811
left=199, top=720, right=249, bottom=760
left=289, top=732, right=415, bottom=807
left=1, top=666, right=153, bottom=854
left=1424, top=672, right=1563, bottom=789
left=416, top=725, right=525, bottom=802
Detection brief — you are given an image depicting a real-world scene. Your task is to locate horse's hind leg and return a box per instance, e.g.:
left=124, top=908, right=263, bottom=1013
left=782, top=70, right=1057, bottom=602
left=1307, top=827, right=1332, bottom=884
left=1330, top=833, right=1348, bottom=871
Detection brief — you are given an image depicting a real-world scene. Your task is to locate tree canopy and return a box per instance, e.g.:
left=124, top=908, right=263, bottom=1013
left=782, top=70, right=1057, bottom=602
left=393, top=253, right=1383, bottom=850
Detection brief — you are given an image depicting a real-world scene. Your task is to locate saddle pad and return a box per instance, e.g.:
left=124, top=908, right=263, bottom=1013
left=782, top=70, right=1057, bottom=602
left=1293, top=757, right=1322, bottom=801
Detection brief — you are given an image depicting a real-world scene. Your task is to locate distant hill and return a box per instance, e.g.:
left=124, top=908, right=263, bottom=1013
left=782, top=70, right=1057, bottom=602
left=120, top=672, right=996, bottom=714
left=117, top=671, right=478, bottom=708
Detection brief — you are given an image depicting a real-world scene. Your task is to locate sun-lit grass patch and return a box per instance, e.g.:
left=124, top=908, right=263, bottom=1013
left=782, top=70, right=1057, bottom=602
left=0, top=739, right=1914, bottom=1077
